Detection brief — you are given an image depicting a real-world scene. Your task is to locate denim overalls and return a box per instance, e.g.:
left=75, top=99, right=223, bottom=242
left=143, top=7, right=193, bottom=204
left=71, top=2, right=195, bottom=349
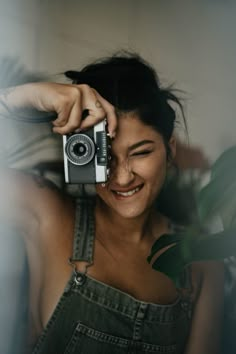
left=32, top=198, right=192, bottom=354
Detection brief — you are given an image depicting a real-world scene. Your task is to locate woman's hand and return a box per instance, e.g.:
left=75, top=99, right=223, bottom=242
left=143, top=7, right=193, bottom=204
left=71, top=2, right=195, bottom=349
left=0, top=82, right=117, bottom=137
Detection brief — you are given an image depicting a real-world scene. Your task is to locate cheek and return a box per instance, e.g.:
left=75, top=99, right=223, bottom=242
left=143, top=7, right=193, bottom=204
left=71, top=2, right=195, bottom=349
left=149, top=165, right=167, bottom=192
left=96, top=184, right=112, bottom=204
left=96, top=185, right=106, bottom=198
left=132, top=155, right=167, bottom=183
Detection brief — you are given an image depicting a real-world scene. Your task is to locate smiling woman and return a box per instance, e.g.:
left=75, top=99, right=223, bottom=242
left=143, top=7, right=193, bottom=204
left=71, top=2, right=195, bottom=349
left=96, top=114, right=174, bottom=221
left=0, top=52, right=224, bottom=354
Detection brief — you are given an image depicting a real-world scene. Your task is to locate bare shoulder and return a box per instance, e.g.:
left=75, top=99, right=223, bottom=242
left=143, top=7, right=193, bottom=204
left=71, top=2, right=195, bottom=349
left=0, top=168, right=72, bottom=235
left=26, top=172, right=64, bottom=204
left=6, top=169, right=65, bottom=205
left=12, top=168, right=64, bottom=199
left=21, top=171, right=72, bottom=220
left=29, top=173, right=60, bottom=191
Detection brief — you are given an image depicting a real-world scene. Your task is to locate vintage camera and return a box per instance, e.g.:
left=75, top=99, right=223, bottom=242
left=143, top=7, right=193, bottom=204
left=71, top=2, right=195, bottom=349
left=63, top=120, right=110, bottom=184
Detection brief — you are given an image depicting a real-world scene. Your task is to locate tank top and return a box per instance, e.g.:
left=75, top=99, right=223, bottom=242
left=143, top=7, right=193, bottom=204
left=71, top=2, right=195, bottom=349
left=32, top=197, right=193, bottom=354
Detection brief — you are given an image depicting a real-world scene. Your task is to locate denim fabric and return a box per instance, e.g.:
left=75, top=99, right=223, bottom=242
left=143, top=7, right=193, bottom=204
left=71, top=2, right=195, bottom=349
left=32, top=198, right=192, bottom=354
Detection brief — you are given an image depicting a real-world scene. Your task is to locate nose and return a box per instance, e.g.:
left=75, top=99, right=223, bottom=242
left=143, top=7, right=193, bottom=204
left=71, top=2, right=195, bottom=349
left=110, top=159, right=134, bottom=187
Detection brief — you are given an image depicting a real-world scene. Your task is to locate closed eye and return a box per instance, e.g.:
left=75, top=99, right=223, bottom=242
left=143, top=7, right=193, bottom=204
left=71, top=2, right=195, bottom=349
left=131, top=150, right=153, bottom=157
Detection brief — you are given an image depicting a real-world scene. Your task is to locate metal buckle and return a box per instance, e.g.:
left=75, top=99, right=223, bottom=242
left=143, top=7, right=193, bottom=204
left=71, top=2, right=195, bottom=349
left=68, top=258, right=87, bottom=287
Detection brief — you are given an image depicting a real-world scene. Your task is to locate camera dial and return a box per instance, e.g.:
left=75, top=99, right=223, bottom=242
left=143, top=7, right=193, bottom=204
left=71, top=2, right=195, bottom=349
left=65, top=134, right=95, bottom=166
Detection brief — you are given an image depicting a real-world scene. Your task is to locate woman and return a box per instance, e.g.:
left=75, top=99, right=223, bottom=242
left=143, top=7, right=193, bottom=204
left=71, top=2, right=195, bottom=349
left=0, top=53, right=224, bottom=353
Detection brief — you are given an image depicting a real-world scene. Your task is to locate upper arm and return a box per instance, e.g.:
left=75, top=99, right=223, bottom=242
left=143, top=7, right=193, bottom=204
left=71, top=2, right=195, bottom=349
left=0, top=168, right=63, bottom=237
left=184, top=261, right=225, bottom=354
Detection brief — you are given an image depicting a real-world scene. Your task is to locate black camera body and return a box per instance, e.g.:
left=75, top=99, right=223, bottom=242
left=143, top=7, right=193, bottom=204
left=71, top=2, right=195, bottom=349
left=63, top=120, right=110, bottom=184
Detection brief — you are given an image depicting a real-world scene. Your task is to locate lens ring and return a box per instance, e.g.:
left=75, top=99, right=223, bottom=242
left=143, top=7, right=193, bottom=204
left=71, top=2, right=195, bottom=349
left=65, top=134, right=95, bottom=166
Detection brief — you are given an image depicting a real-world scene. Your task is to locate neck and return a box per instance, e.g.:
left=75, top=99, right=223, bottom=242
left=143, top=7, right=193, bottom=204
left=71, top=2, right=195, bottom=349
left=95, top=197, right=161, bottom=245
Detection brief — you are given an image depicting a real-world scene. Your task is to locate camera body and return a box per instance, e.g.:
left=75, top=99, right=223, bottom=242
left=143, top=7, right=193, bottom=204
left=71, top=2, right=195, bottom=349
left=63, top=120, right=110, bottom=184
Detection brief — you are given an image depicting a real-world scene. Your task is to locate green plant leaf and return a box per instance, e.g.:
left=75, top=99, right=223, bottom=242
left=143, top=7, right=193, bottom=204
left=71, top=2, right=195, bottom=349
left=211, top=145, right=236, bottom=180
left=148, top=145, right=236, bottom=284
left=198, top=146, right=236, bottom=223
left=150, top=225, right=236, bottom=284
left=190, top=226, right=236, bottom=261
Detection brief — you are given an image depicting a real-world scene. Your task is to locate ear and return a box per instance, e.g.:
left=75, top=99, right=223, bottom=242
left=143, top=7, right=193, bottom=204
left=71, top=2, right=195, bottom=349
left=168, top=135, right=176, bottom=161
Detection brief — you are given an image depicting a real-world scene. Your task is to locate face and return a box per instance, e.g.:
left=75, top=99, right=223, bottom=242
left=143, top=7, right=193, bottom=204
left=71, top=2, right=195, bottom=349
left=96, top=114, right=176, bottom=219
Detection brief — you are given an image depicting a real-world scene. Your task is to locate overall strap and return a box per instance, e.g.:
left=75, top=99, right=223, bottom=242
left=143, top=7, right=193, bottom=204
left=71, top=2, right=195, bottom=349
left=70, top=197, right=95, bottom=264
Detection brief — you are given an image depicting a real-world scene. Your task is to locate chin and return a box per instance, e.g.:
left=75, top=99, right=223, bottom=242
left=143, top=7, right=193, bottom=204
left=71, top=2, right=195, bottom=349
left=96, top=185, right=156, bottom=219
left=101, top=197, right=151, bottom=220
left=113, top=206, right=146, bottom=219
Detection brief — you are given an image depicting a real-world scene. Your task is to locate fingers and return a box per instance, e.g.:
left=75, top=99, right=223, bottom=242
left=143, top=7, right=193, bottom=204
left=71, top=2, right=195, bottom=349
left=52, top=101, right=82, bottom=134
left=92, top=90, right=117, bottom=138
left=79, top=86, right=117, bottom=138
left=52, top=84, right=117, bottom=136
left=78, top=85, right=107, bottom=131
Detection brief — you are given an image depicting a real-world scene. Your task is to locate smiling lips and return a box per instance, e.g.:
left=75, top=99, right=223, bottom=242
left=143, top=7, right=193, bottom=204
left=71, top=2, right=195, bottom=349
left=112, top=184, right=143, bottom=198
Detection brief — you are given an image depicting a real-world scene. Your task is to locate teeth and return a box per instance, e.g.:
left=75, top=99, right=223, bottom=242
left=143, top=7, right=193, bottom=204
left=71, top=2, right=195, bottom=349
left=115, top=186, right=141, bottom=197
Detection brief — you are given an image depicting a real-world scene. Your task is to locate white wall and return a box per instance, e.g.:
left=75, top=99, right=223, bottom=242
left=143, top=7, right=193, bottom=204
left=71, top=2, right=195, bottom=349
left=0, top=0, right=235, bottom=163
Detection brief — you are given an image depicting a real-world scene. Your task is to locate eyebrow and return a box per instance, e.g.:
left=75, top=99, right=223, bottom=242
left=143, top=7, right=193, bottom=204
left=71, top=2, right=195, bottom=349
left=128, top=140, right=155, bottom=152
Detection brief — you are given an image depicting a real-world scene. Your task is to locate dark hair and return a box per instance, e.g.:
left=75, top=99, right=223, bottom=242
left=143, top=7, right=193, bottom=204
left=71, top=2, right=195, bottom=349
left=65, top=52, right=186, bottom=158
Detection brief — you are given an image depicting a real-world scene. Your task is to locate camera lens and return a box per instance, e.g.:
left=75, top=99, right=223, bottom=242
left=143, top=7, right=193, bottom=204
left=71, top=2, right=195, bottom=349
left=65, top=134, right=95, bottom=165
left=73, top=143, right=87, bottom=157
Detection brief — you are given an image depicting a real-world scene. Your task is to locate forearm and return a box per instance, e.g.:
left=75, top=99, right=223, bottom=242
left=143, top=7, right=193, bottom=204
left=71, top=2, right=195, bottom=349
left=0, top=81, right=116, bottom=135
left=0, top=84, right=56, bottom=123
